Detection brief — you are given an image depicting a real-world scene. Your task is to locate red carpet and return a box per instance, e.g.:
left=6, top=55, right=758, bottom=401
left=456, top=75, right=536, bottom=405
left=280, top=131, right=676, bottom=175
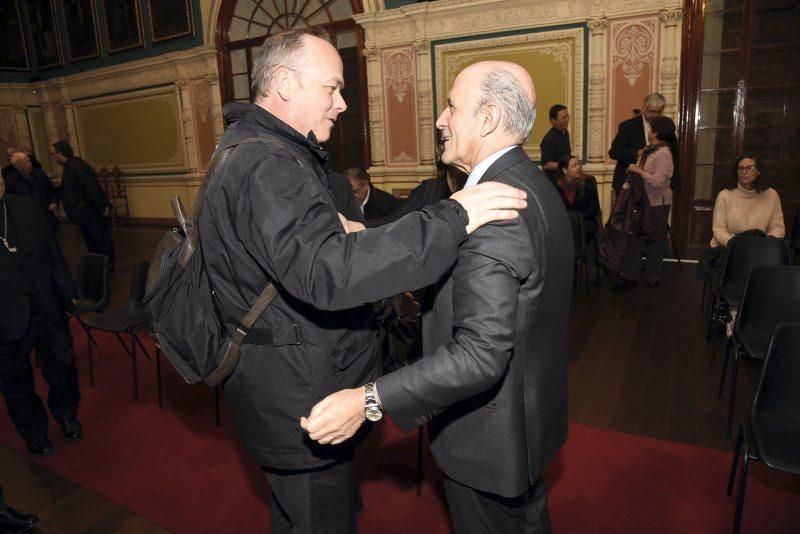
left=1, top=322, right=799, bottom=532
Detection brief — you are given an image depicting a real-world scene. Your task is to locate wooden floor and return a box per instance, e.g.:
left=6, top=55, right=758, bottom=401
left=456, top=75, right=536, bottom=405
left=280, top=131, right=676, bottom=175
left=1, top=224, right=759, bottom=532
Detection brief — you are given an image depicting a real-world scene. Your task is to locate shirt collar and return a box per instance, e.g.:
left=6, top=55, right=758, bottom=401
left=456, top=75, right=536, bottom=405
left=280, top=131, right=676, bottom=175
left=464, top=145, right=516, bottom=188
left=360, top=185, right=371, bottom=211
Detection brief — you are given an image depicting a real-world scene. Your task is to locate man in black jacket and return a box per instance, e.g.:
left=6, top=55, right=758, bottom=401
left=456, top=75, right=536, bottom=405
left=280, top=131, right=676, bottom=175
left=345, top=167, right=397, bottom=220
left=608, top=93, right=666, bottom=198
left=0, top=174, right=82, bottom=457
left=7, top=152, right=59, bottom=234
left=539, top=104, right=571, bottom=185
left=50, top=141, right=115, bottom=267
left=199, top=29, right=527, bottom=533
left=304, top=61, right=573, bottom=533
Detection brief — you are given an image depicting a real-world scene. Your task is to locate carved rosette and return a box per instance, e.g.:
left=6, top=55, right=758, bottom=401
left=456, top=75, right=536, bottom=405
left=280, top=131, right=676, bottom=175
left=612, top=22, right=655, bottom=87
left=659, top=8, right=683, bottom=26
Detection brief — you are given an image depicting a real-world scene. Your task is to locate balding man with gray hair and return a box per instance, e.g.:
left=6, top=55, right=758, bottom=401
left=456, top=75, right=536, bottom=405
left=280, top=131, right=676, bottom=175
left=609, top=92, right=667, bottom=197
left=305, top=61, right=573, bottom=533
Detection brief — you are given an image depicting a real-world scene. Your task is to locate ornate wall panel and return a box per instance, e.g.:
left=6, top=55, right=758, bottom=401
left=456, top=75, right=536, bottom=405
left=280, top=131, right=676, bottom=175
left=0, top=107, right=20, bottom=158
left=189, top=77, right=216, bottom=169
left=434, top=27, right=585, bottom=162
left=382, top=47, right=419, bottom=165
left=73, top=86, right=187, bottom=172
left=606, top=16, right=660, bottom=163
left=26, top=108, right=56, bottom=175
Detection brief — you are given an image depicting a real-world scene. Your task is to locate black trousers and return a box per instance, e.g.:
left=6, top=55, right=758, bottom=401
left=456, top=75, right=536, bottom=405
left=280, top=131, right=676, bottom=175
left=79, top=217, right=115, bottom=263
left=263, top=459, right=356, bottom=534
left=444, top=474, right=551, bottom=534
left=0, top=306, right=80, bottom=443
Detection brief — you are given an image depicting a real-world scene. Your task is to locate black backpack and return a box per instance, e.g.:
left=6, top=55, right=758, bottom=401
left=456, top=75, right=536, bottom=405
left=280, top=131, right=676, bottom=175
left=143, top=138, right=284, bottom=386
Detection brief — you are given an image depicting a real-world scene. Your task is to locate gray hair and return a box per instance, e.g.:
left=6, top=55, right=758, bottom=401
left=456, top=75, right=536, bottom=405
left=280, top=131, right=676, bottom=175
left=473, top=68, right=536, bottom=142
left=643, top=92, right=666, bottom=109
left=251, top=28, right=329, bottom=99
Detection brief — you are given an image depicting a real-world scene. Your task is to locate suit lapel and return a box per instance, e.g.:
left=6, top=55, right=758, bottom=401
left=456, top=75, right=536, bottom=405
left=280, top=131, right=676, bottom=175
left=477, top=145, right=528, bottom=184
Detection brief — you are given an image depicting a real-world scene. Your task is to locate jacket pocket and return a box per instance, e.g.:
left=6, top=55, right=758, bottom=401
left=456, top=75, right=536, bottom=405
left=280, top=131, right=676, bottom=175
left=331, top=328, right=378, bottom=370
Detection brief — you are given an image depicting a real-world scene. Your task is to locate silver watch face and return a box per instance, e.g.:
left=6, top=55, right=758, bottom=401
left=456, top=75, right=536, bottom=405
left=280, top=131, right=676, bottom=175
left=365, top=406, right=383, bottom=422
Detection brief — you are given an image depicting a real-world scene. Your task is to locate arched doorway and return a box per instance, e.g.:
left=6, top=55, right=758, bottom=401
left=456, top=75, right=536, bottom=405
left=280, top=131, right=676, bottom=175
left=215, top=0, right=369, bottom=171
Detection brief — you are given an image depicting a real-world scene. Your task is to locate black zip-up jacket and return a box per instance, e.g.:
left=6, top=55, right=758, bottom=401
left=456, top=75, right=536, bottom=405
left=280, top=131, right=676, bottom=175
left=199, top=102, right=467, bottom=469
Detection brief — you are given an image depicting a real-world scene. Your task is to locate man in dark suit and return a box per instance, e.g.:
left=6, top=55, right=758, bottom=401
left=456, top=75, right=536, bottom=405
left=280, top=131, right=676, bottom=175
left=7, top=152, right=59, bottom=234
left=345, top=167, right=397, bottom=220
left=50, top=141, right=115, bottom=267
left=539, top=104, right=571, bottom=185
left=608, top=93, right=666, bottom=198
left=0, top=174, right=82, bottom=457
left=303, top=61, right=573, bottom=533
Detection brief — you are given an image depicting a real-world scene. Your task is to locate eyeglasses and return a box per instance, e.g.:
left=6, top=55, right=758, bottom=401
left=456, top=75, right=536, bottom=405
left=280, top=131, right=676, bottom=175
left=737, top=165, right=757, bottom=173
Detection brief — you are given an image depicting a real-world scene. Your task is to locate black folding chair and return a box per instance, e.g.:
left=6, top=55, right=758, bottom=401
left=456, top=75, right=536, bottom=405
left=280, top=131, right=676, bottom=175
left=727, top=323, right=800, bottom=534
left=568, top=212, right=589, bottom=297
left=83, top=261, right=153, bottom=401
left=718, top=266, right=800, bottom=438
left=69, top=253, right=110, bottom=349
left=707, top=236, right=790, bottom=367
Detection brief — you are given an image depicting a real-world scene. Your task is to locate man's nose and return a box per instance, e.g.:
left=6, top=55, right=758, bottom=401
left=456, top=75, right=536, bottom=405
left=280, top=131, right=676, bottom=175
left=435, top=108, right=450, bottom=130
left=335, top=91, right=347, bottom=113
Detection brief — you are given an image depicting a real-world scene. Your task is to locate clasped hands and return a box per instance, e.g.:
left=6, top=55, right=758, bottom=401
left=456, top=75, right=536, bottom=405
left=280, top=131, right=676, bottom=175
left=300, top=387, right=367, bottom=445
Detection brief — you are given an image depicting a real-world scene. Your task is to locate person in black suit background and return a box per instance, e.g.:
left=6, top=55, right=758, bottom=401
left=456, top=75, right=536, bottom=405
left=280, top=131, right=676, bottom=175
left=304, top=61, right=573, bottom=533
left=345, top=167, right=397, bottom=220
left=6, top=152, right=59, bottom=234
left=608, top=93, right=666, bottom=200
left=50, top=141, right=115, bottom=268
left=0, top=174, right=82, bottom=457
left=539, top=104, right=571, bottom=185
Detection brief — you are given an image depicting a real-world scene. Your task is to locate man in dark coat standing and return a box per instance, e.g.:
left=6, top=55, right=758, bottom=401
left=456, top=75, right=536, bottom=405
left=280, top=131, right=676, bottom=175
left=608, top=93, right=666, bottom=198
left=199, top=29, right=527, bottom=534
left=304, top=61, right=573, bottom=533
left=6, top=152, right=59, bottom=234
left=0, top=174, right=82, bottom=457
left=539, top=104, right=571, bottom=185
left=50, top=141, right=115, bottom=267
left=345, top=167, right=397, bottom=220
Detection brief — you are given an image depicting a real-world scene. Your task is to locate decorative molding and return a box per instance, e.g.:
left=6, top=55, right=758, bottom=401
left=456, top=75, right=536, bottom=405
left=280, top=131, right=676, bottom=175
left=611, top=21, right=655, bottom=86
left=384, top=50, right=414, bottom=103
left=587, top=17, right=608, bottom=33
left=660, top=56, right=679, bottom=81
left=191, top=79, right=212, bottom=123
left=660, top=8, right=683, bottom=23
left=392, top=150, right=415, bottom=163
left=0, top=107, right=19, bottom=146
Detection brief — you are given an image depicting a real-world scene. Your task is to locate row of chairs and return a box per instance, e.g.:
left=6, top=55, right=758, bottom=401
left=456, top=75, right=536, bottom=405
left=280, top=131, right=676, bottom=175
left=69, top=254, right=220, bottom=426
left=703, top=235, right=800, bottom=533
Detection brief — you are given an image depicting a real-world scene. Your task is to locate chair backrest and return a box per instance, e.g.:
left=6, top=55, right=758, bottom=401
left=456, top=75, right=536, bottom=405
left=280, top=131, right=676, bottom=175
left=720, top=236, right=790, bottom=296
left=736, top=266, right=800, bottom=341
left=752, top=323, right=800, bottom=426
left=124, top=260, right=151, bottom=310
left=76, top=253, right=110, bottom=308
left=568, top=211, right=585, bottom=259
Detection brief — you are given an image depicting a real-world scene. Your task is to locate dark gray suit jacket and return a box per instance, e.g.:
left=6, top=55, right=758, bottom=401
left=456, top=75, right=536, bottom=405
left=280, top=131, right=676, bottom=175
left=377, top=146, right=573, bottom=498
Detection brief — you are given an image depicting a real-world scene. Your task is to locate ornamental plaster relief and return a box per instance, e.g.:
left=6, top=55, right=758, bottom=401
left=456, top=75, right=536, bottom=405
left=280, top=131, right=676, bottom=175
left=612, top=21, right=656, bottom=87
left=384, top=50, right=415, bottom=103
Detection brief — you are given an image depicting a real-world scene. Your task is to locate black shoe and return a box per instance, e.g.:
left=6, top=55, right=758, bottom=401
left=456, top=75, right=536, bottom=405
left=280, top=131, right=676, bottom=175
left=26, top=436, right=54, bottom=456
left=60, top=418, right=82, bottom=441
left=0, top=507, right=39, bottom=533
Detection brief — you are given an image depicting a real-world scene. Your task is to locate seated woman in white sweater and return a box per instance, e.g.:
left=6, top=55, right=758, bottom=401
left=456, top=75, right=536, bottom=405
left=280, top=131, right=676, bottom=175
left=697, top=155, right=785, bottom=281
left=711, top=154, right=785, bottom=247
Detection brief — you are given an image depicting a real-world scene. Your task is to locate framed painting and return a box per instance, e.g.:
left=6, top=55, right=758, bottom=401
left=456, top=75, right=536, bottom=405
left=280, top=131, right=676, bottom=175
left=63, top=0, right=101, bottom=62
left=147, top=0, right=194, bottom=43
left=27, top=0, right=62, bottom=69
left=0, top=0, right=30, bottom=71
left=103, top=0, right=143, bottom=53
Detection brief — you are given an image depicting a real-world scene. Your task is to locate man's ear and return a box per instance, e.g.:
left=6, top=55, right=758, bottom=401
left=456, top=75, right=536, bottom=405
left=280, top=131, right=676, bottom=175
left=275, top=67, right=293, bottom=102
left=480, top=103, right=500, bottom=137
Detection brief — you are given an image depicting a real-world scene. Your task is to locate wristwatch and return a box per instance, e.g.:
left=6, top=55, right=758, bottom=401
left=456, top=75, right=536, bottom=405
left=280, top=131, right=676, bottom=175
left=364, top=382, right=383, bottom=422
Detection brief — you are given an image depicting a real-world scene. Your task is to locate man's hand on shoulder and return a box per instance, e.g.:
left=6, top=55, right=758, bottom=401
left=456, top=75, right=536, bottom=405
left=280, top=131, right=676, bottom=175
left=300, top=387, right=366, bottom=445
left=338, top=213, right=366, bottom=234
left=450, top=182, right=527, bottom=234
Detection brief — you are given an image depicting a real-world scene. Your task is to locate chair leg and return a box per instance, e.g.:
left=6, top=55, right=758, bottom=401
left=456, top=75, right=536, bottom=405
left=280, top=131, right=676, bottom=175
left=727, top=424, right=744, bottom=495
left=214, top=386, right=221, bottom=427
left=156, top=347, right=163, bottom=410
left=87, top=329, right=95, bottom=387
left=733, top=443, right=751, bottom=534
left=726, top=344, right=740, bottom=439
left=131, top=331, right=138, bottom=401
left=719, top=338, right=731, bottom=398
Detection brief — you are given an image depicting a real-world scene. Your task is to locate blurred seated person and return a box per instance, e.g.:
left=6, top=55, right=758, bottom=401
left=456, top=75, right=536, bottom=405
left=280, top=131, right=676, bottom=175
left=7, top=152, right=59, bottom=234
left=697, top=154, right=785, bottom=279
left=555, top=154, right=602, bottom=242
left=346, top=167, right=397, bottom=220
